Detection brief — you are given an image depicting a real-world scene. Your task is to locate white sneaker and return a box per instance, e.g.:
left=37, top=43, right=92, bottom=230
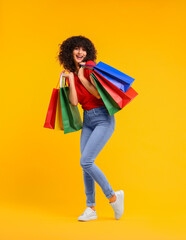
left=78, top=207, right=97, bottom=221
left=109, top=190, right=124, bottom=219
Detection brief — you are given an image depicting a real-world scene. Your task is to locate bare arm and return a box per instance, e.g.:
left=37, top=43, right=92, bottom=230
left=90, top=75, right=98, bottom=88
left=68, top=77, right=78, bottom=106
left=62, top=71, right=78, bottom=106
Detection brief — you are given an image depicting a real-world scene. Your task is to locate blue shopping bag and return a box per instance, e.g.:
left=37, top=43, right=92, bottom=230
left=84, top=61, right=135, bottom=92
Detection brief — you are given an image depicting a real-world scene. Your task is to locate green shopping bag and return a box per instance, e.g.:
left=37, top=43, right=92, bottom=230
left=91, top=73, right=121, bottom=116
left=59, top=77, right=83, bottom=134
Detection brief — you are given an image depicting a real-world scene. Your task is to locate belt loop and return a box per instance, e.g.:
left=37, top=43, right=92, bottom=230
left=93, top=108, right=96, bottom=115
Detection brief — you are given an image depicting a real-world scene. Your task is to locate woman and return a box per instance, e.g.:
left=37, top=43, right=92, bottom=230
left=58, top=35, right=124, bottom=221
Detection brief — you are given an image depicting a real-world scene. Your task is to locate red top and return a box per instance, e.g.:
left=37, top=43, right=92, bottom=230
left=72, top=60, right=105, bottom=110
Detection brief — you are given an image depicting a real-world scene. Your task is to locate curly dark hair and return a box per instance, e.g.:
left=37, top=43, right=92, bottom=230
left=57, top=35, right=97, bottom=72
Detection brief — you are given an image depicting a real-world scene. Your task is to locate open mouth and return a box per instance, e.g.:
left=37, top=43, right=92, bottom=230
left=76, top=55, right=84, bottom=60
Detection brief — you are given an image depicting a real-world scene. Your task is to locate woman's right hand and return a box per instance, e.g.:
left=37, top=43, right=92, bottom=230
left=61, top=70, right=78, bottom=105
left=60, top=70, right=74, bottom=83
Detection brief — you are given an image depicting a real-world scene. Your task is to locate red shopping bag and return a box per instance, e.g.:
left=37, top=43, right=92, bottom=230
left=43, top=88, right=58, bottom=129
left=43, top=74, right=62, bottom=129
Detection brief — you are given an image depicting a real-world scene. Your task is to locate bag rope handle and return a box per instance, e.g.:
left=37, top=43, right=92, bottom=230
left=56, top=72, right=69, bottom=88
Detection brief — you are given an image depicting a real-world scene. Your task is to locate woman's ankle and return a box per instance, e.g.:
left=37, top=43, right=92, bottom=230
left=109, top=194, right=116, bottom=203
left=89, top=206, right=96, bottom=211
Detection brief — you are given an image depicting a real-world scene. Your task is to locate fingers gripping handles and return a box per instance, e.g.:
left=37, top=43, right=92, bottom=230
left=56, top=72, right=69, bottom=89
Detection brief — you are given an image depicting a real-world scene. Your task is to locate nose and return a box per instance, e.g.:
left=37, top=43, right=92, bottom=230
left=78, top=48, right=83, bottom=54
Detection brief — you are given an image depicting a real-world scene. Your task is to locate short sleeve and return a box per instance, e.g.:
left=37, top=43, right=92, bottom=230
left=84, top=60, right=96, bottom=81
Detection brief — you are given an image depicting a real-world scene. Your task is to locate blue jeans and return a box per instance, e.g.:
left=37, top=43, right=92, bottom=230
left=80, top=106, right=115, bottom=207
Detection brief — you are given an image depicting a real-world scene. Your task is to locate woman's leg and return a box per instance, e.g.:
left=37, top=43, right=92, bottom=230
left=80, top=125, right=96, bottom=207
left=80, top=118, right=115, bottom=200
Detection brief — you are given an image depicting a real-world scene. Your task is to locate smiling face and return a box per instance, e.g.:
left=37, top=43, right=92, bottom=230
left=72, top=46, right=87, bottom=65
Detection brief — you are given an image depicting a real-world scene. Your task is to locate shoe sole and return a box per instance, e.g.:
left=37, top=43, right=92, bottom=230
left=78, top=215, right=97, bottom=221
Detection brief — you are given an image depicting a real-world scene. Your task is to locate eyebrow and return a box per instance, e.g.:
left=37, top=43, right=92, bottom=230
left=75, top=46, right=86, bottom=49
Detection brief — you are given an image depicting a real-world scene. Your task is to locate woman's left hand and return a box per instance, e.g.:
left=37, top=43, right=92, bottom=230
left=78, top=62, right=86, bottom=79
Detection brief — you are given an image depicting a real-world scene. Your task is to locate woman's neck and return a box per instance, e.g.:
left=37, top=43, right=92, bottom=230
left=74, top=62, right=80, bottom=75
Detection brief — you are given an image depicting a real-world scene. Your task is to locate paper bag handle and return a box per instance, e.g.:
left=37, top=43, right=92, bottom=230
left=56, top=72, right=69, bottom=88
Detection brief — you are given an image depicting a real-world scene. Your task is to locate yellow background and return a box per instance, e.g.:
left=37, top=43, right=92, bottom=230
left=1, top=0, right=186, bottom=239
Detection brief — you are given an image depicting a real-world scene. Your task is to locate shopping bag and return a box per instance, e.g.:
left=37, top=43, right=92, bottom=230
left=54, top=88, right=64, bottom=130
left=59, top=76, right=83, bottom=134
left=83, top=61, right=135, bottom=92
left=94, top=69, right=126, bottom=92
left=91, top=71, right=138, bottom=109
left=43, top=87, right=58, bottom=129
left=91, top=75, right=121, bottom=116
